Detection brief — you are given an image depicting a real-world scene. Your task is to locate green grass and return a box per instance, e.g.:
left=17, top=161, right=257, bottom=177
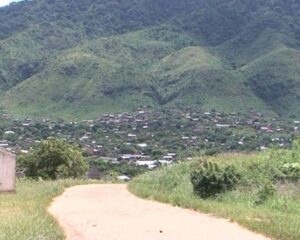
left=129, top=153, right=300, bottom=240
left=0, top=178, right=98, bottom=240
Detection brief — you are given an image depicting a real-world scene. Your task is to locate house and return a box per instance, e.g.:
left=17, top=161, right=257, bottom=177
left=4, top=131, right=15, bottom=135
left=137, top=143, right=147, bottom=148
left=136, top=160, right=157, bottom=169
left=120, top=154, right=143, bottom=161
left=158, top=160, right=173, bottom=165
left=128, top=133, right=137, bottom=137
left=167, top=153, right=176, bottom=157
left=117, top=175, right=131, bottom=181
left=216, top=124, right=231, bottom=128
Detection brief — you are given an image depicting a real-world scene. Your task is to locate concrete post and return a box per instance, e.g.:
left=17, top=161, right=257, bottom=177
left=0, top=149, right=16, bottom=192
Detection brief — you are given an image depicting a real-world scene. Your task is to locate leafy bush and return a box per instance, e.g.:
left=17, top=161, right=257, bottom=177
left=261, top=141, right=300, bottom=182
left=191, top=161, right=240, bottom=198
left=281, top=163, right=300, bottom=181
left=255, top=180, right=276, bottom=205
left=242, top=142, right=300, bottom=184
left=18, top=138, right=88, bottom=179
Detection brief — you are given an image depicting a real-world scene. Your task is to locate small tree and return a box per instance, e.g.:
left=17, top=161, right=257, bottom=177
left=18, top=138, right=88, bottom=179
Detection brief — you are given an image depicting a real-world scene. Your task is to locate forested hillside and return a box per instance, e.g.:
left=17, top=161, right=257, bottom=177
left=1, top=0, right=300, bottom=119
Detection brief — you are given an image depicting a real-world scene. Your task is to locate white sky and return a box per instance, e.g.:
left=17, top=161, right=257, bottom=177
left=0, top=0, right=21, bottom=7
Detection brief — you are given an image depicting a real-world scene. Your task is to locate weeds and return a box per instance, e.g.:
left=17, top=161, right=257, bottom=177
left=0, top=178, right=97, bottom=240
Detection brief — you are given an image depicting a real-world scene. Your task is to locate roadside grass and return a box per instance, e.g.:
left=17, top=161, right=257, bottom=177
left=0, top=178, right=98, bottom=240
left=128, top=153, right=300, bottom=240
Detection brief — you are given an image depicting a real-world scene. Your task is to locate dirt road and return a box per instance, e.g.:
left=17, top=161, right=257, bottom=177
left=48, top=184, right=271, bottom=240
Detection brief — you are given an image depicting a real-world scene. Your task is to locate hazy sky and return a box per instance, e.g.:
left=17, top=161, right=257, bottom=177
left=0, top=0, right=22, bottom=7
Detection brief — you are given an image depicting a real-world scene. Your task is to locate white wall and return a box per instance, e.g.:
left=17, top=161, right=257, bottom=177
left=0, top=149, right=16, bottom=192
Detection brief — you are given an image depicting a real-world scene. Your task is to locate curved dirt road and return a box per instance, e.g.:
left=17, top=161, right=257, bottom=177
left=48, top=184, right=271, bottom=240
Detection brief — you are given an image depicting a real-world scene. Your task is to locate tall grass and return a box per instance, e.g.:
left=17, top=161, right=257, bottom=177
left=129, top=153, right=300, bottom=240
left=0, top=179, right=95, bottom=240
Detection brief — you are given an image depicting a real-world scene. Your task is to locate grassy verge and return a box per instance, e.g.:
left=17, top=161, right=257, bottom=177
left=128, top=153, right=300, bottom=240
left=0, top=179, right=97, bottom=240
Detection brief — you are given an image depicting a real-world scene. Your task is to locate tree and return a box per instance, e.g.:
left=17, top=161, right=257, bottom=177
left=18, top=138, right=88, bottom=179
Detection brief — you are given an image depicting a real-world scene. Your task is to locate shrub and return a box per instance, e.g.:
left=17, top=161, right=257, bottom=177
left=281, top=163, right=300, bottom=181
left=191, top=161, right=240, bottom=198
left=18, top=138, right=88, bottom=179
left=255, top=180, right=276, bottom=205
left=204, top=148, right=220, bottom=156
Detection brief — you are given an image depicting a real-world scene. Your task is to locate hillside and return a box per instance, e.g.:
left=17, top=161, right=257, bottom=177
left=0, top=0, right=300, bottom=119
left=129, top=149, right=300, bottom=240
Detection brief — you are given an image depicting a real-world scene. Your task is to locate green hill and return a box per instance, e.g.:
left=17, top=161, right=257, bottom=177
left=1, top=0, right=300, bottom=119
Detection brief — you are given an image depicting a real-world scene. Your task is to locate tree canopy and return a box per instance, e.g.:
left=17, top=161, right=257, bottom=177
left=18, top=138, right=88, bottom=179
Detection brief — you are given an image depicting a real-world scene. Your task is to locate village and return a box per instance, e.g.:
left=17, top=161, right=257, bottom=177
left=0, top=108, right=298, bottom=173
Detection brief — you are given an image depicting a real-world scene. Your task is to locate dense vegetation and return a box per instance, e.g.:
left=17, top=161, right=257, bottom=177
left=0, top=0, right=300, bottom=119
left=129, top=143, right=300, bottom=240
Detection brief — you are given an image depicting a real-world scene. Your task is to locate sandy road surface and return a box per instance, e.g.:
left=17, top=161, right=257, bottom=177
left=48, top=184, right=271, bottom=240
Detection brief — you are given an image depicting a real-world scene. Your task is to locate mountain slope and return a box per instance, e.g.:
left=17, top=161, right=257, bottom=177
left=0, top=0, right=300, bottom=119
left=1, top=26, right=196, bottom=119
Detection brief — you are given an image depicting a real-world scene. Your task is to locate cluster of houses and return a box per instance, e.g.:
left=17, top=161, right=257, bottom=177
left=0, top=108, right=297, bottom=170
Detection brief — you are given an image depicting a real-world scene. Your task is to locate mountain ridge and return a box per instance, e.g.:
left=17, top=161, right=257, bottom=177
left=0, top=0, right=300, bottom=119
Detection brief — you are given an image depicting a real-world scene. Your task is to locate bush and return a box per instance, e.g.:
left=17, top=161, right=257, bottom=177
left=255, top=180, right=276, bottom=205
left=18, top=138, right=88, bottom=179
left=281, top=163, right=300, bottom=181
left=204, top=148, right=220, bottom=156
left=191, top=161, right=240, bottom=198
